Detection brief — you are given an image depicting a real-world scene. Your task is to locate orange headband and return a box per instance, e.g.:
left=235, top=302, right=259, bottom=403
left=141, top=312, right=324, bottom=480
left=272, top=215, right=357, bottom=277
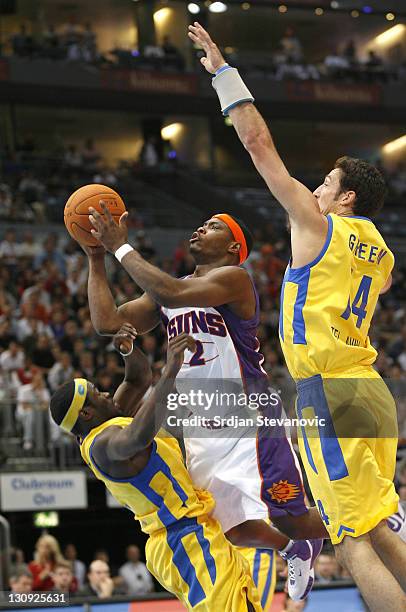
left=214, top=213, right=248, bottom=265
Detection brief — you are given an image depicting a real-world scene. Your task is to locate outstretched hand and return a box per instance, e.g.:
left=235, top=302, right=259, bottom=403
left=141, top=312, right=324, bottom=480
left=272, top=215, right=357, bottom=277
left=188, top=22, right=226, bottom=74
left=89, top=200, right=129, bottom=253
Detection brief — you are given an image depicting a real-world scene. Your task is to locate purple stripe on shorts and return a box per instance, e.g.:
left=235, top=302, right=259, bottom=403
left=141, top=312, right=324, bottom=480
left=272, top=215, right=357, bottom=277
left=256, top=398, right=308, bottom=519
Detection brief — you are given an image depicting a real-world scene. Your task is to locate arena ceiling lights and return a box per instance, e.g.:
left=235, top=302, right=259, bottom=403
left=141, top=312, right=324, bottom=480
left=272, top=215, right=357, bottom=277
left=190, top=0, right=406, bottom=17
left=188, top=1, right=228, bottom=12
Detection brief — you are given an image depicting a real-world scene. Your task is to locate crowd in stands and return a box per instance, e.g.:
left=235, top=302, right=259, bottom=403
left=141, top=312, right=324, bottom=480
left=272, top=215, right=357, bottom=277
left=6, top=528, right=363, bottom=597
left=1, top=140, right=406, bottom=227
left=3, top=21, right=184, bottom=72
left=6, top=535, right=154, bottom=597
left=7, top=22, right=99, bottom=63
left=225, top=29, right=405, bottom=83
left=2, top=20, right=405, bottom=83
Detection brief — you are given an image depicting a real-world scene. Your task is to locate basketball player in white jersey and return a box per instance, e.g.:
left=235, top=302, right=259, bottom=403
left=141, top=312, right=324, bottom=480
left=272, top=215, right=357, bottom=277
left=85, top=205, right=326, bottom=600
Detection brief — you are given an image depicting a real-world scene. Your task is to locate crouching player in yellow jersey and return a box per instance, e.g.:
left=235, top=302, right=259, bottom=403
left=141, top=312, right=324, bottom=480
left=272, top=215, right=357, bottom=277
left=49, top=324, right=261, bottom=612
left=188, top=21, right=406, bottom=612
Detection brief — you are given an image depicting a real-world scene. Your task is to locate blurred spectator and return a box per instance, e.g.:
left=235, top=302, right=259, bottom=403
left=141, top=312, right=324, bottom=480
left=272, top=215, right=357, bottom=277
left=10, top=548, right=29, bottom=577
left=119, top=545, right=154, bottom=596
left=81, top=139, right=101, bottom=171
left=16, top=369, right=51, bottom=450
left=64, top=544, right=86, bottom=590
left=64, top=145, right=83, bottom=170
left=82, top=22, right=98, bottom=61
left=20, top=232, right=42, bottom=259
left=9, top=569, right=33, bottom=594
left=314, top=553, right=339, bottom=583
left=48, top=352, right=74, bottom=391
left=43, top=25, right=60, bottom=58
left=79, top=560, right=120, bottom=598
left=28, top=535, right=65, bottom=592
left=31, top=335, right=55, bottom=371
left=34, top=235, right=66, bottom=275
left=366, top=50, right=382, bottom=68
left=0, top=341, right=24, bottom=372
left=0, top=230, right=21, bottom=267
left=343, top=39, right=357, bottom=63
left=280, top=27, right=303, bottom=63
left=10, top=25, right=33, bottom=58
left=139, top=136, right=160, bottom=168
left=51, top=561, right=76, bottom=594
left=135, top=230, right=156, bottom=260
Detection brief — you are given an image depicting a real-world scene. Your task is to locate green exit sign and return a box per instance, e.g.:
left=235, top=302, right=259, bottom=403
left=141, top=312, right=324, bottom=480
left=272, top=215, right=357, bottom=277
left=33, top=511, right=59, bottom=528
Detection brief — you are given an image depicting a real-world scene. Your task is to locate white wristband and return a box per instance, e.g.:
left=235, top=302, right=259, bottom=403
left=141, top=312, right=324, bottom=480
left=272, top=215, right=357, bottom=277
left=115, top=243, right=134, bottom=263
left=212, top=66, right=254, bottom=116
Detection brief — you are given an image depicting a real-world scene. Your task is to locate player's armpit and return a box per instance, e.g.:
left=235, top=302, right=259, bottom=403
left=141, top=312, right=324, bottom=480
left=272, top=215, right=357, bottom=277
left=117, top=293, right=160, bottom=334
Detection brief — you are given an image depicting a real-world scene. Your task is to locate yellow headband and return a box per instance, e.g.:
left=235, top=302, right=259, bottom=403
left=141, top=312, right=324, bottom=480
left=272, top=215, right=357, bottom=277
left=60, top=378, right=88, bottom=433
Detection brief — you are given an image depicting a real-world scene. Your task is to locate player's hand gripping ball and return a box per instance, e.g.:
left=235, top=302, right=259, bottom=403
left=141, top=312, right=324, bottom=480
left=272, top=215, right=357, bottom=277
left=64, top=184, right=126, bottom=247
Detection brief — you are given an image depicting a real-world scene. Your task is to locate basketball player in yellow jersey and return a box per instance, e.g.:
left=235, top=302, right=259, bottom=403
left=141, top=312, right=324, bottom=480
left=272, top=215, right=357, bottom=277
left=49, top=324, right=261, bottom=612
left=189, top=21, right=406, bottom=612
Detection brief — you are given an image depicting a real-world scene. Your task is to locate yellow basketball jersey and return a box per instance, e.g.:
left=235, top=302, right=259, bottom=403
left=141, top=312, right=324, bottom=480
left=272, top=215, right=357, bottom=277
left=279, top=214, right=394, bottom=379
left=80, top=417, right=215, bottom=535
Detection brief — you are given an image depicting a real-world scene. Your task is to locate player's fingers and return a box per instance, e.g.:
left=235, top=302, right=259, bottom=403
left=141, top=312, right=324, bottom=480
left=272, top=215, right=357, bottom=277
left=100, top=200, right=114, bottom=224
left=88, top=214, right=101, bottom=229
left=121, top=324, right=137, bottom=338
left=90, top=229, right=102, bottom=239
left=186, top=337, right=197, bottom=352
left=193, top=22, right=213, bottom=45
left=188, top=31, right=199, bottom=44
left=88, top=208, right=104, bottom=226
left=188, top=25, right=208, bottom=49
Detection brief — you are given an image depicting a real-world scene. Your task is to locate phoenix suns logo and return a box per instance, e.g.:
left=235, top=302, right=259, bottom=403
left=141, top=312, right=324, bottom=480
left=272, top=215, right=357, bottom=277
left=268, top=480, right=300, bottom=503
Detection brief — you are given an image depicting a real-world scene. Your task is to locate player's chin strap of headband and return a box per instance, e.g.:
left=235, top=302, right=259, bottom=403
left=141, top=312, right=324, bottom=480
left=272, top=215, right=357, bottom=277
left=60, top=378, right=88, bottom=433
left=213, top=213, right=248, bottom=265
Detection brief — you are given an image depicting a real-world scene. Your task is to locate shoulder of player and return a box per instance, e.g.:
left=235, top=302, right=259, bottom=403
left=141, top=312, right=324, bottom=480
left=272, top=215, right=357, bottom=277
left=206, top=265, right=250, bottom=282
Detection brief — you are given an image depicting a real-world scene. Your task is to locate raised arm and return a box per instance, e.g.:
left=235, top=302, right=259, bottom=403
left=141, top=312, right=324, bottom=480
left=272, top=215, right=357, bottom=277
left=102, top=333, right=195, bottom=461
left=83, top=245, right=160, bottom=335
left=87, top=208, right=253, bottom=310
left=111, top=323, right=152, bottom=416
left=188, top=23, right=327, bottom=239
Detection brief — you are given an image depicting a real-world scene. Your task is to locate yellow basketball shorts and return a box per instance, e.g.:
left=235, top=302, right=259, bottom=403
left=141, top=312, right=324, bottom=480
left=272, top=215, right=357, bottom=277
left=236, top=546, right=276, bottom=611
left=296, top=369, right=399, bottom=545
left=145, top=516, right=262, bottom=611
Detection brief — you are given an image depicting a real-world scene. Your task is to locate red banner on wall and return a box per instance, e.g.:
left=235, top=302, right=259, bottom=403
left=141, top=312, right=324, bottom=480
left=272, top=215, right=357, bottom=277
left=286, top=81, right=382, bottom=106
left=102, top=70, right=198, bottom=96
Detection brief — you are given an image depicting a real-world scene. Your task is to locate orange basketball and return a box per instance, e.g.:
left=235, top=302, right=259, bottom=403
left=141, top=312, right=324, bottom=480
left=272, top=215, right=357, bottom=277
left=64, top=184, right=126, bottom=247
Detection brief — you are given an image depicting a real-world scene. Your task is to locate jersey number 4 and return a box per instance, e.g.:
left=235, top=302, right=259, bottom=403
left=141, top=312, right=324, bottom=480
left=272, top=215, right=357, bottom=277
left=341, top=275, right=372, bottom=329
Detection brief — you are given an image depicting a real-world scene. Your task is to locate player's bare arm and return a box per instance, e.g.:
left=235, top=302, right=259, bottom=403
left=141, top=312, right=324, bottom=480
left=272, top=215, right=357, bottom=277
left=188, top=22, right=328, bottom=264
left=88, top=203, right=254, bottom=315
left=97, top=333, right=195, bottom=463
left=83, top=243, right=160, bottom=335
left=110, top=323, right=152, bottom=416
